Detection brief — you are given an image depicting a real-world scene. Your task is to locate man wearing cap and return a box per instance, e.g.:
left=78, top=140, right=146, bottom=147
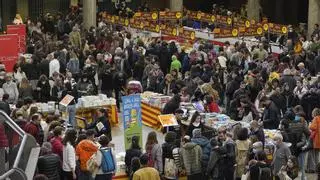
left=2, top=74, right=19, bottom=104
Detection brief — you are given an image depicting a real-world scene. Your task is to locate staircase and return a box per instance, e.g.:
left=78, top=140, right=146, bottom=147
left=0, top=111, right=40, bottom=180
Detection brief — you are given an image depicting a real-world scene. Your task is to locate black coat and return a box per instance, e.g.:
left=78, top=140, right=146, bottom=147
left=262, top=101, right=281, bottom=129
left=125, top=148, right=142, bottom=175
left=38, top=60, right=50, bottom=77
left=21, top=62, right=39, bottom=80
left=37, top=154, right=61, bottom=180
left=0, top=101, right=11, bottom=115
left=36, top=80, right=51, bottom=103
left=87, top=116, right=111, bottom=140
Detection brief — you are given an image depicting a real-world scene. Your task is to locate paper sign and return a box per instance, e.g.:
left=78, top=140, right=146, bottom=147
left=59, top=94, right=74, bottom=106
left=158, top=114, right=178, bottom=127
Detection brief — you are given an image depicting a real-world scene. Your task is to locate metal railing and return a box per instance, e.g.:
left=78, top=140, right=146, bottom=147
left=0, top=110, right=40, bottom=180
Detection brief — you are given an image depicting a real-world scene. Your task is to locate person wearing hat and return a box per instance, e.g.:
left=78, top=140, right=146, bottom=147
left=297, top=62, right=309, bottom=77
left=37, top=142, right=61, bottom=180
left=2, top=74, right=19, bottom=104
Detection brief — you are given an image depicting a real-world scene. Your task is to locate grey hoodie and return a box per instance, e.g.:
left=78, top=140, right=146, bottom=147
left=180, top=142, right=202, bottom=175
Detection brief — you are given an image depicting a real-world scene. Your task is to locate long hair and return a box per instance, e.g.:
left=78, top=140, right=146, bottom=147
left=62, top=129, right=77, bottom=146
left=190, top=111, right=200, bottom=124
left=145, top=131, right=158, bottom=149
left=19, top=78, right=31, bottom=89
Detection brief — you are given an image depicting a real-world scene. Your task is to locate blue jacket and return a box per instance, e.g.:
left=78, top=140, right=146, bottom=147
left=191, top=136, right=211, bottom=169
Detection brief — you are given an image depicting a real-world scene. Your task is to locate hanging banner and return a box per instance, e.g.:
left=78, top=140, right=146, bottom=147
left=122, top=95, right=142, bottom=150
left=178, top=28, right=196, bottom=40
left=6, top=24, right=26, bottom=53
left=0, top=34, right=19, bottom=72
left=159, top=11, right=182, bottom=20
left=134, top=11, right=158, bottom=21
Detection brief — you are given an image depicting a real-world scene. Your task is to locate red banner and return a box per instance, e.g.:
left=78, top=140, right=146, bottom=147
left=6, top=24, right=26, bottom=53
left=0, top=34, right=19, bottom=72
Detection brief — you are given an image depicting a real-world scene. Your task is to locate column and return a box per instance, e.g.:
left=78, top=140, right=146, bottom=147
left=16, top=0, right=28, bottom=21
left=83, top=0, right=96, bottom=30
left=308, top=0, right=320, bottom=38
left=246, top=0, right=261, bottom=22
left=170, top=0, right=183, bottom=11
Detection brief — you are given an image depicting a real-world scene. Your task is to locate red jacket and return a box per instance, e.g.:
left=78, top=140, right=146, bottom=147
left=207, top=102, right=220, bottom=113
left=50, top=136, right=63, bottom=160
left=24, top=122, right=42, bottom=144
left=0, top=124, right=8, bottom=148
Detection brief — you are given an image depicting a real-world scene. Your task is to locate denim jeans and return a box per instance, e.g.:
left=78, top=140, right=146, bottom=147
left=298, top=152, right=306, bottom=180
left=67, top=104, right=76, bottom=128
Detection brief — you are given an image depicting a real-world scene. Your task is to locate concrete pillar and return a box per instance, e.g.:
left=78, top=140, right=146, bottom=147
left=16, top=0, right=28, bottom=21
left=246, top=0, right=261, bottom=22
left=170, top=0, right=183, bottom=11
left=308, top=0, right=320, bottom=38
left=83, top=0, right=96, bottom=30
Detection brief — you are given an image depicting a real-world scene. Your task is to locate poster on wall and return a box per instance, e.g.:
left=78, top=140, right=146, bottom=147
left=122, top=94, right=142, bottom=150
left=6, top=24, right=26, bottom=53
left=0, top=34, right=19, bottom=72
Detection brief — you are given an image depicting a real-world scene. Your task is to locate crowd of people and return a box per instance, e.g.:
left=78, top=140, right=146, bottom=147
left=0, top=3, right=320, bottom=180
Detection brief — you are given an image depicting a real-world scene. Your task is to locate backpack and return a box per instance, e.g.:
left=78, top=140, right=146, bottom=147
left=100, top=148, right=116, bottom=173
left=258, top=166, right=272, bottom=180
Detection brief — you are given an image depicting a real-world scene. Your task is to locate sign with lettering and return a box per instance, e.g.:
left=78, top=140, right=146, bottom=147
left=122, top=95, right=142, bottom=150
left=6, top=24, right=26, bottom=53
left=0, top=34, right=19, bottom=72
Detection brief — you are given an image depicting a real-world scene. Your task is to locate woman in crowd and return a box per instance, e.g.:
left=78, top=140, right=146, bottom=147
left=125, top=136, right=142, bottom=176
left=187, top=111, right=204, bottom=138
left=235, top=128, right=251, bottom=180
left=18, top=78, right=33, bottom=99
left=13, top=64, right=27, bottom=85
left=36, top=75, right=51, bottom=103
left=145, top=131, right=163, bottom=174
left=278, top=156, right=299, bottom=180
left=62, top=129, right=77, bottom=180
left=162, top=131, right=178, bottom=180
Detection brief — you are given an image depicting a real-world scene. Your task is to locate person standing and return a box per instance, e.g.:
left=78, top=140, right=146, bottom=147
left=50, top=126, right=64, bottom=160
left=272, top=133, right=291, bottom=180
left=0, top=123, right=8, bottom=176
left=191, top=129, right=211, bottom=178
left=132, top=154, right=161, bottom=180
left=218, top=127, right=236, bottom=180
left=87, top=109, right=112, bottom=140
left=0, top=94, right=11, bottom=115
left=145, top=132, right=163, bottom=174
left=37, top=142, right=61, bottom=180
left=125, top=136, right=142, bottom=176
left=61, top=81, right=78, bottom=128
left=260, top=97, right=281, bottom=129
left=2, top=74, right=19, bottom=104
left=24, top=114, right=43, bottom=145
left=76, top=129, right=98, bottom=180
left=95, top=135, right=117, bottom=180
left=62, top=129, right=77, bottom=180
left=49, top=53, right=60, bottom=78
left=180, top=135, right=202, bottom=180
